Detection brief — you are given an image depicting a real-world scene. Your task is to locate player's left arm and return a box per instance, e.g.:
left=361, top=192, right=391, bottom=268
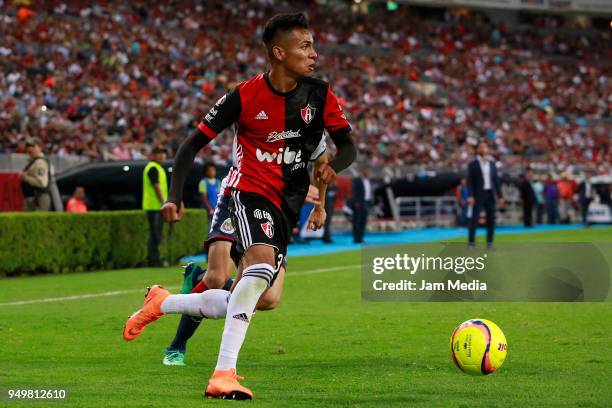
left=316, top=86, right=356, bottom=184
left=307, top=154, right=329, bottom=231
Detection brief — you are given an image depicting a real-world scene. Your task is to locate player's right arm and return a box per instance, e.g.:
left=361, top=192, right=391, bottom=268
left=162, top=89, right=241, bottom=222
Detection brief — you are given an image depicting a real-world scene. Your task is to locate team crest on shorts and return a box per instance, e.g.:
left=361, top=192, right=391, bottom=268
left=220, top=218, right=235, bottom=234
left=261, top=221, right=274, bottom=238
left=300, top=104, right=316, bottom=124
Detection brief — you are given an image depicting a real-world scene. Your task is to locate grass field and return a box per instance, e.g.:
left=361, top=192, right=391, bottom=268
left=1, top=227, right=611, bottom=407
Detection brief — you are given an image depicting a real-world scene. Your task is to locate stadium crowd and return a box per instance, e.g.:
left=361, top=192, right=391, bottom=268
left=0, top=0, right=610, bottom=176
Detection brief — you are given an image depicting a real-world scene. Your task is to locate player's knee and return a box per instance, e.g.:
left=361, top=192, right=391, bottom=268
left=204, top=271, right=228, bottom=289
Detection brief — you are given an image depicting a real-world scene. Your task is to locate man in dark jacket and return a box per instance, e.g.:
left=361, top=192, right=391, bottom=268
left=467, top=140, right=504, bottom=248
left=519, top=169, right=537, bottom=227
left=350, top=167, right=372, bottom=244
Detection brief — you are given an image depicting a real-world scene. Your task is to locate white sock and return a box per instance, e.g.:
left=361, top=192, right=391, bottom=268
left=215, top=263, right=274, bottom=371
left=160, top=289, right=229, bottom=319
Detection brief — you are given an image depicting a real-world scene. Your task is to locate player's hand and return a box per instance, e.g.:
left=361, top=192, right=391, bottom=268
left=161, top=201, right=184, bottom=223
left=305, top=185, right=321, bottom=206
left=307, top=206, right=326, bottom=231
left=497, top=197, right=505, bottom=209
left=467, top=196, right=475, bottom=206
left=17, top=171, right=24, bottom=180
left=315, top=163, right=336, bottom=184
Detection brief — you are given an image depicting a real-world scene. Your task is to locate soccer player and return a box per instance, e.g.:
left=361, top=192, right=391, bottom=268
left=163, top=150, right=329, bottom=366
left=123, top=13, right=356, bottom=399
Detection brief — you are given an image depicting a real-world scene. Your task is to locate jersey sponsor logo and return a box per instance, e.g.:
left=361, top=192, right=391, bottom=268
left=253, top=209, right=273, bottom=223
left=255, top=110, right=268, bottom=120
left=291, top=162, right=306, bottom=171
left=266, top=129, right=301, bottom=143
left=339, top=104, right=347, bottom=119
left=256, top=146, right=302, bottom=165
left=220, top=218, right=235, bottom=234
left=300, top=104, right=316, bottom=124
left=261, top=221, right=274, bottom=238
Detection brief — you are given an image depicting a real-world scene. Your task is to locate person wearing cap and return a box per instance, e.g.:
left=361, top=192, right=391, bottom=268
left=19, top=137, right=51, bottom=211
left=142, top=147, right=168, bottom=267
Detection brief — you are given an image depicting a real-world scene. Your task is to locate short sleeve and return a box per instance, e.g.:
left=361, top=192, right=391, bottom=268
left=197, top=87, right=242, bottom=139
left=323, top=85, right=351, bottom=133
left=198, top=179, right=207, bottom=193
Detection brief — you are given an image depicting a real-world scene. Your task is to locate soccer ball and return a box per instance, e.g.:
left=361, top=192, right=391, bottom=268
left=450, top=319, right=507, bottom=375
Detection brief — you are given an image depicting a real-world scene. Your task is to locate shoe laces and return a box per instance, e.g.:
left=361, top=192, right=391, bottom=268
left=167, top=350, right=183, bottom=360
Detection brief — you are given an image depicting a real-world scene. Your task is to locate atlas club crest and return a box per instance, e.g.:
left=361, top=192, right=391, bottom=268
left=260, top=222, right=274, bottom=238
left=300, top=104, right=316, bottom=124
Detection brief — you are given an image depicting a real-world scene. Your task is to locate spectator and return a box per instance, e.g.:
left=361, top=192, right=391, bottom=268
left=0, top=0, right=608, bottom=176
left=65, top=186, right=88, bottom=213
left=544, top=176, right=560, bottom=224
left=557, top=172, right=576, bottom=223
left=198, top=163, right=221, bottom=219
left=532, top=176, right=545, bottom=224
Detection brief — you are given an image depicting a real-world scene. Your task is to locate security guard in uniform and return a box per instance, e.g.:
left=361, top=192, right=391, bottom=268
left=19, top=137, right=51, bottom=211
left=142, top=147, right=168, bottom=267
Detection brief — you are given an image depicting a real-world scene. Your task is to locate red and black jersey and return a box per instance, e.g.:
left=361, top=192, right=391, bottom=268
left=197, top=72, right=351, bottom=223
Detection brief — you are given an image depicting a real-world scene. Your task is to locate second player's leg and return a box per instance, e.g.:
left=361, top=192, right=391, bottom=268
left=203, top=241, right=234, bottom=289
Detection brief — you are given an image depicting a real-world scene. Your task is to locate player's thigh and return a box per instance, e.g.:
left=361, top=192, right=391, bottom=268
left=242, top=244, right=276, bottom=267
left=204, top=241, right=234, bottom=288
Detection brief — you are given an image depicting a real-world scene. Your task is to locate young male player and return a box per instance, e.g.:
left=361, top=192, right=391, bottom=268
left=123, top=13, right=355, bottom=399
left=163, top=152, right=329, bottom=366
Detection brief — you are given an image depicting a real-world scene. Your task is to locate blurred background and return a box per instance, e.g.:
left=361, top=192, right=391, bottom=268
left=1, top=0, right=610, bottom=229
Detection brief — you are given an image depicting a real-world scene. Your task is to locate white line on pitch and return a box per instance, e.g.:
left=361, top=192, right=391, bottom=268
left=0, top=264, right=360, bottom=307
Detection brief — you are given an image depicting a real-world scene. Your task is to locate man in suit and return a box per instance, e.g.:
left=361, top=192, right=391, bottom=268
left=577, top=173, right=593, bottom=226
left=518, top=169, right=536, bottom=227
left=351, top=167, right=372, bottom=244
left=467, top=140, right=504, bottom=249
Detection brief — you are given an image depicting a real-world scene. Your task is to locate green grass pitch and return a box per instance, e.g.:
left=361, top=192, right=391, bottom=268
left=1, top=227, right=611, bottom=407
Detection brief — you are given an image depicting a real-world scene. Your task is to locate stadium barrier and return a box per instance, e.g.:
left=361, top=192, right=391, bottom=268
left=0, top=210, right=207, bottom=277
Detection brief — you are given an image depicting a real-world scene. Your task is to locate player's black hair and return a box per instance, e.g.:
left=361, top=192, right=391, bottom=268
left=262, top=12, right=310, bottom=60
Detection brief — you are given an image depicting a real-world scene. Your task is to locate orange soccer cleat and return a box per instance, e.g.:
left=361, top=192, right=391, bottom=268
left=123, top=285, right=169, bottom=341
left=204, top=369, right=253, bottom=400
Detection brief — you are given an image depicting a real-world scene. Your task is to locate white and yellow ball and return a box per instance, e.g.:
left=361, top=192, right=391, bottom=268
left=450, top=319, right=507, bottom=375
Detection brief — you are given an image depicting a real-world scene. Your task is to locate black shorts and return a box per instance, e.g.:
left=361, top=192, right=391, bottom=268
left=205, top=193, right=287, bottom=271
left=230, top=190, right=292, bottom=279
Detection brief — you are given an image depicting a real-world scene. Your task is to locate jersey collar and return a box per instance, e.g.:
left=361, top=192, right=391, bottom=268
left=263, top=71, right=301, bottom=97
